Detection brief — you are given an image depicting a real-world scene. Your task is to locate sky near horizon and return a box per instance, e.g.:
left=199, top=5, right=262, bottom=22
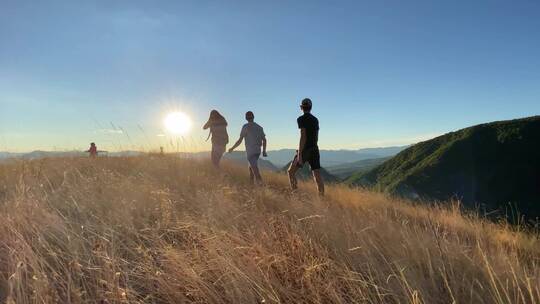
left=1, top=1, right=539, bottom=152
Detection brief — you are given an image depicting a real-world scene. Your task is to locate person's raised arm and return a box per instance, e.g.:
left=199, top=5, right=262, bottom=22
left=298, top=128, right=307, bottom=163
left=202, top=120, right=211, bottom=130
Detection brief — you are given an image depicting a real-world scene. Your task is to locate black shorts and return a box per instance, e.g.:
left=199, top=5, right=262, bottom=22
left=296, top=146, right=321, bottom=170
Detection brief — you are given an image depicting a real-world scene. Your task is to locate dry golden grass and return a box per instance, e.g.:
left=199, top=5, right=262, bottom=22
left=0, top=156, right=538, bottom=303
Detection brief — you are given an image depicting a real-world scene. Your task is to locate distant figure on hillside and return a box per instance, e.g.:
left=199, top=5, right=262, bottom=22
left=203, top=110, right=229, bottom=168
left=86, top=142, right=103, bottom=158
left=288, top=98, right=325, bottom=196
left=228, top=111, right=268, bottom=185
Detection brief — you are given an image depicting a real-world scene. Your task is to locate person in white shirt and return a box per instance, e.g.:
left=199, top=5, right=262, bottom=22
left=229, top=111, right=268, bottom=185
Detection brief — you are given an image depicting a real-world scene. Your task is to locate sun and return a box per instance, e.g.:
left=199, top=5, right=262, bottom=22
left=164, top=111, right=192, bottom=135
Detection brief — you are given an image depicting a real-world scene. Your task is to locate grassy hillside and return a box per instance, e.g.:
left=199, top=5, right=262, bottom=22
left=223, top=151, right=278, bottom=171
left=280, top=161, right=340, bottom=182
left=327, top=157, right=390, bottom=179
left=0, top=156, right=538, bottom=303
left=350, top=116, right=540, bottom=222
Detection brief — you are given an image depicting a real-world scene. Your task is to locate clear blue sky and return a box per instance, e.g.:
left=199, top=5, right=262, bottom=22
left=1, top=0, right=539, bottom=152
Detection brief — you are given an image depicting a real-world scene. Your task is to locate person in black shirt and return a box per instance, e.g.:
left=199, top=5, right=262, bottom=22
left=287, top=98, right=325, bottom=195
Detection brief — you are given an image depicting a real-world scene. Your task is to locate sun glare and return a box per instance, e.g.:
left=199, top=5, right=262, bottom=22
left=164, top=111, right=192, bottom=135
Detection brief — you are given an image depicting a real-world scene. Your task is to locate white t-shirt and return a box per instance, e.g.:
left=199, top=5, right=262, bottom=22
left=240, top=122, right=266, bottom=156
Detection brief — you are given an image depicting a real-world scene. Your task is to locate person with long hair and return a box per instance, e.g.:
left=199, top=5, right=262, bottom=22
left=203, top=110, right=229, bottom=168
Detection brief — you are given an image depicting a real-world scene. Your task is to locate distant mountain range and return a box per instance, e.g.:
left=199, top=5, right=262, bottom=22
left=0, top=150, right=143, bottom=160
left=222, top=151, right=278, bottom=171
left=350, top=116, right=540, bottom=222
left=0, top=146, right=406, bottom=168
left=264, top=146, right=407, bottom=167
left=326, top=157, right=390, bottom=179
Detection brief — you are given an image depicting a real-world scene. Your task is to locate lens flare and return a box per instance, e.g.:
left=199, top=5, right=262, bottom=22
left=164, top=111, right=192, bottom=135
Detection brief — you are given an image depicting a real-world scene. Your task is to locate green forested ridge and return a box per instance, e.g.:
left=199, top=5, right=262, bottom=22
left=349, top=116, right=540, bottom=221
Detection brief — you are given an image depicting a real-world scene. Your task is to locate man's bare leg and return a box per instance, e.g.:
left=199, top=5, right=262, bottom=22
left=312, top=169, right=325, bottom=196
left=287, top=160, right=299, bottom=190
left=249, top=166, right=255, bottom=185
left=251, top=165, right=263, bottom=185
